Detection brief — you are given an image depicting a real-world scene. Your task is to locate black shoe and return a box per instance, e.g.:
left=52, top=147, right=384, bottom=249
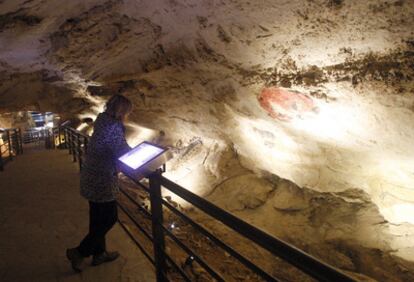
left=92, top=251, right=120, bottom=266
left=66, top=248, right=84, bottom=272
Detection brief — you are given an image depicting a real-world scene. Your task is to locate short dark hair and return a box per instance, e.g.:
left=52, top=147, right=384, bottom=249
left=104, top=95, right=132, bottom=121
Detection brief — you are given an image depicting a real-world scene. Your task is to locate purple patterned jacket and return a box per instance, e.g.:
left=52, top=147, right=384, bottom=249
left=80, top=112, right=130, bottom=202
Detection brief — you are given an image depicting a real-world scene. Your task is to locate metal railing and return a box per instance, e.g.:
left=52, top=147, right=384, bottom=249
left=0, top=128, right=23, bottom=171
left=45, top=127, right=62, bottom=149
left=22, top=128, right=46, bottom=144
left=57, top=125, right=356, bottom=282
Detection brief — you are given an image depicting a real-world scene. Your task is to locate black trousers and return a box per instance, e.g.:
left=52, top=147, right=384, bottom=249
left=77, top=201, right=118, bottom=257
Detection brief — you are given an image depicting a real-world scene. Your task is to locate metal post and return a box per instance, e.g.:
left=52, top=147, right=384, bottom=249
left=13, top=130, right=18, bottom=154
left=149, top=170, right=167, bottom=282
left=68, top=131, right=72, bottom=155
left=10, top=130, right=16, bottom=154
left=17, top=128, right=23, bottom=154
left=58, top=127, right=61, bottom=148
left=54, top=128, right=58, bottom=149
left=6, top=130, right=13, bottom=161
left=73, top=133, right=78, bottom=162
left=50, top=129, right=54, bottom=149
left=45, top=129, right=49, bottom=149
left=77, top=135, right=82, bottom=171
left=48, top=129, right=51, bottom=149
left=63, top=128, right=68, bottom=149
left=65, top=128, right=69, bottom=149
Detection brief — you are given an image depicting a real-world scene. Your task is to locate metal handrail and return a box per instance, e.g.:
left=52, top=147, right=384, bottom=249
left=56, top=126, right=356, bottom=282
left=23, top=127, right=53, bottom=144
left=0, top=128, right=23, bottom=171
left=159, top=176, right=354, bottom=282
left=160, top=197, right=276, bottom=281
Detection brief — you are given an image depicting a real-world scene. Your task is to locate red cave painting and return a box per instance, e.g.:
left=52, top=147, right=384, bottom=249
left=258, top=87, right=318, bottom=121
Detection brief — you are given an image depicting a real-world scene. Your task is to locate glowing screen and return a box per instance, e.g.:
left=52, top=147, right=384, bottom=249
left=119, top=142, right=165, bottom=170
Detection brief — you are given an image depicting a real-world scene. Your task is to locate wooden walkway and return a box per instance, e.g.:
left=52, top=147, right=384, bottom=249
left=0, top=144, right=155, bottom=282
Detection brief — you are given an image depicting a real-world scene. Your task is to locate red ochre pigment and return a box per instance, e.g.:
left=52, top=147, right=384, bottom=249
left=258, top=87, right=318, bottom=121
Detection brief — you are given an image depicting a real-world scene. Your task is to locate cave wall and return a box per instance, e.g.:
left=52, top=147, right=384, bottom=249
left=1, top=0, right=414, bottom=279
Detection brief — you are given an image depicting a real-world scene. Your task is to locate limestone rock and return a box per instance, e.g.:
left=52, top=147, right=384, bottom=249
left=1, top=0, right=414, bottom=280
left=308, top=243, right=356, bottom=271
left=272, top=180, right=308, bottom=211
left=209, top=174, right=274, bottom=211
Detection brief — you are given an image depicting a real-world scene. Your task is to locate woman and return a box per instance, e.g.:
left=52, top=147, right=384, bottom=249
left=66, top=95, right=132, bottom=272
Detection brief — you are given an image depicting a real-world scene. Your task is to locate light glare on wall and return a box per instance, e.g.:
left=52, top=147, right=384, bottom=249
left=388, top=204, right=414, bottom=225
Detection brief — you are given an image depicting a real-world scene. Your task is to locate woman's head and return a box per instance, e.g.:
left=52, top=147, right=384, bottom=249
left=104, top=95, right=133, bottom=121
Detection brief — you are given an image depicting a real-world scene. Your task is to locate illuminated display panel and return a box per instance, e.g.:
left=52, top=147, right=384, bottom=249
left=119, top=142, right=165, bottom=170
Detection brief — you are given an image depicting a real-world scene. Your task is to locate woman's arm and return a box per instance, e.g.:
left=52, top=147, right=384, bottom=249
left=111, top=123, right=131, bottom=159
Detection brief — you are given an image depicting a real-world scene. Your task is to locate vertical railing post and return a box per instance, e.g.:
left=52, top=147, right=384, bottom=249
left=48, top=129, right=50, bottom=148
left=17, top=128, right=23, bottom=154
left=73, top=133, right=77, bottom=162
left=54, top=128, right=58, bottom=149
left=65, top=127, right=69, bottom=149
left=51, top=128, right=54, bottom=149
left=16, top=129, right=19, bottom=154
left=10, top=130, right=15, bottom=154
left=68, top=130, right=72, bottom=155
left=43, top=129, right=49, bottom=149
left=58, top=127, right=61, bottom=148
left=63, top=128, right=68, bottom=149
left=6, top=130, right=13, bottom=161
left=11, top=130, right=17, bottom=154
left=13, top=130, right=18, bottom=154
left=77, top=134, right=82, bottom=171
left=49, top=129, right=52, bottom=149
left=149, top=170, right=167, bottom=282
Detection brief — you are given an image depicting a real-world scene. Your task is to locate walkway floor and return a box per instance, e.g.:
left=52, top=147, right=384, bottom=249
left=0, top=144, right=155, bottom=282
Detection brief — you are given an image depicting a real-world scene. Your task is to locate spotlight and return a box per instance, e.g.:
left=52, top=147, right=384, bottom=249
left=169, top=222, right=176, bottom=230
left=184, top=255, right=195, bottom=267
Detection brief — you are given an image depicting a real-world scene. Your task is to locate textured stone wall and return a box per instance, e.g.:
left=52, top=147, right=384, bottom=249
left=1, top=0, right=414, bottom=280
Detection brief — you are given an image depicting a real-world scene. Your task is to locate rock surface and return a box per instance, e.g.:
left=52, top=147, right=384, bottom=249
left=272, top=179, right=309, bottom=211
left=1, top=0, right=414, bottom=280
left=209, top=174, right=275, bottom=211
